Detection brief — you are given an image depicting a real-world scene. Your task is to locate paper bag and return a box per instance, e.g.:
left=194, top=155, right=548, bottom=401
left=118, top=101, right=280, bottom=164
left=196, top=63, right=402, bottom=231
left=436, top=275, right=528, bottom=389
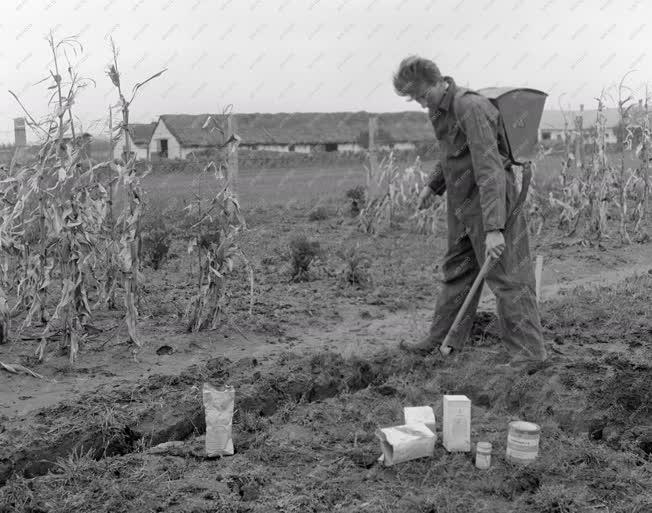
left=376, top=423, right=435, bottom=466
left=203, top=383, right=235, bottom=457
left=403, top=406, right=437, bottom=438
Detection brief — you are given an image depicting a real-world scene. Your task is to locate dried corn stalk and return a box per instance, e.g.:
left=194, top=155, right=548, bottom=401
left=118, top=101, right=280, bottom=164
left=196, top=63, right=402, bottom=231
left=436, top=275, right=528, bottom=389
left=549, top=97, right=614, bottom=242
left=107, top=38, right=166, bottom=347
left=546, top=85, right=651, bottom=245
left=184, top=158, right=253, bottom=332
left=625, top=91, right=650, bottom=242
left=186, top=231, right=233, bottom=332
left=360, top=154, right=446, bottom=235
left=34, top=157, right=110, bottom=362
left=399, top=158, right=446, bottom=235
left=1, top=34, right=114, bottom=362
left=360, top=152, right=395, bottom=235
left=114, top=160, right=144, bottom=347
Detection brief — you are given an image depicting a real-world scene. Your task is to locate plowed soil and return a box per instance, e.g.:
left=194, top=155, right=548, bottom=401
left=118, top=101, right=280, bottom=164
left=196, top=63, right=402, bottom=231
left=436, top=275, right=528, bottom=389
left=1, top=202, right=651, bottom=513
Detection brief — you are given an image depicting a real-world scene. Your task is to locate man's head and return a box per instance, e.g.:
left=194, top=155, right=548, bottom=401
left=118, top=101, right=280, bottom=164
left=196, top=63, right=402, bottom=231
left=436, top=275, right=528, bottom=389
left=393, top=56, right=447, bottom=109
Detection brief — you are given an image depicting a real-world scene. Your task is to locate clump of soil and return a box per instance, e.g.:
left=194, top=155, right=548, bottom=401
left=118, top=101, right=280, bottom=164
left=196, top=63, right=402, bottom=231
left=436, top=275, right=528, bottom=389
left=585, top=367, right=652, bottom=453
left=590, top=367, right=652, bottom=418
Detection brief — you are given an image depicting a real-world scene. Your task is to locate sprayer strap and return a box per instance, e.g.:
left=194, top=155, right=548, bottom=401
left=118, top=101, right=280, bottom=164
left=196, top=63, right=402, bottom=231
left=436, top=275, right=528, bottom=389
left=451, top=91, right=530, bottom=224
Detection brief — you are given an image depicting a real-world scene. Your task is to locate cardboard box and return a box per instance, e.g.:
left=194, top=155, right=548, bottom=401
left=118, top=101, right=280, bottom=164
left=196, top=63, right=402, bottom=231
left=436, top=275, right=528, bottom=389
left=403, top=406, right=437, bottom=439
left=376, top=423, right=435, bottom=466
left=442, top=395, right=471, bottom=452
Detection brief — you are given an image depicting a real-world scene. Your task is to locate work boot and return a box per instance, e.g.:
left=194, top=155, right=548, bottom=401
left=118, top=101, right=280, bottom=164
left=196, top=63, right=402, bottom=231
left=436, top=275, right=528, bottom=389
left=399, top=336, right=438, bottom=356
left=495, top=345, right=553, bottom=374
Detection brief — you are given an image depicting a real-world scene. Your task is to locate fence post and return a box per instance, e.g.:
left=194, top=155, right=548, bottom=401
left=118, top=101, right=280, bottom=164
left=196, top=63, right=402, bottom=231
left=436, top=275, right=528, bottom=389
left=367, top=116, right=380, bottom=198
left=365, top=115, right=392, bottom=233
left=226, top=113, right=242, bottom=224
left=226, top=114, right=239, bottom=193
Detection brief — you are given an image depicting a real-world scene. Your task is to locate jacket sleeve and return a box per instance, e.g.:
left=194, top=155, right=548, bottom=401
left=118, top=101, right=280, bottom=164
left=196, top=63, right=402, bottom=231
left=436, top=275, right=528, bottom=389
left=456, top=96, right=506, bottom=232
left=427, top=160, right=446, bottom=196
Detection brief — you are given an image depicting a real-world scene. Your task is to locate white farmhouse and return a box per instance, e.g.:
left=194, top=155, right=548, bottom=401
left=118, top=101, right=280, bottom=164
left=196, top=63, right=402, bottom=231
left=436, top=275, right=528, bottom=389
left=147, top=112, right=435, bottom=159
left=538, top=108, right=621, bottom=145
left=113, top=123, right=156, bottom=161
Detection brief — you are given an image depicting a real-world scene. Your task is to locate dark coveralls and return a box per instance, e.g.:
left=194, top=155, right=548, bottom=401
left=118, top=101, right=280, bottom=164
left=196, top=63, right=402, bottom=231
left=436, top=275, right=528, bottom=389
left=425, top=76, right=546, bottom=359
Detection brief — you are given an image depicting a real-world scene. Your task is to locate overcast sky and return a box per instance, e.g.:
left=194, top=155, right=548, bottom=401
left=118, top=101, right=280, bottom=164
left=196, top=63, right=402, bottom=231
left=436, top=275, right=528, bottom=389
left=1, top=0, right=651, bottom=142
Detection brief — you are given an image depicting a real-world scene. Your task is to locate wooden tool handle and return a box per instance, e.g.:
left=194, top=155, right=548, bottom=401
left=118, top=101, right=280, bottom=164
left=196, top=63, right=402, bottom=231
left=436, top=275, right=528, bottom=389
left=439, top=256, right=493, bottom=354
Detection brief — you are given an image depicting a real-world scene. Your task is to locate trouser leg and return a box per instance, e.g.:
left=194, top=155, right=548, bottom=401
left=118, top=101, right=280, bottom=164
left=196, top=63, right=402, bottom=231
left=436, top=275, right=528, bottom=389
left=427, top=232, right=484, bottom=351
left=465, top=210, right=547, bottom=360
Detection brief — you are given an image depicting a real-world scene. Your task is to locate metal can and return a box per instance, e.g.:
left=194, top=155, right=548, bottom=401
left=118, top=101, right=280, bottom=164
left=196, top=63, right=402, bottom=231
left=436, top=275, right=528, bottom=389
left=506, top=421, right=540, bottom=464
left=475, top=441, right=492, bottom=469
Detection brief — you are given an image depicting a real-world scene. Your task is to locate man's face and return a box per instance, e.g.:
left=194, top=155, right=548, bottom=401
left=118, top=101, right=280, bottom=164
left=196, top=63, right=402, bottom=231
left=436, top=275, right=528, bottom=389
left=426, top=81, right=447, bottom=110
left=410, top=80, right=446, bottom=110
left=410, top=82, right=432, bottom=108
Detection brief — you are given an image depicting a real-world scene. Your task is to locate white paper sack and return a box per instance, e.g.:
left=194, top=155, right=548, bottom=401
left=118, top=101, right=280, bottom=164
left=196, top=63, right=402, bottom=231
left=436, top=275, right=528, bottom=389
left=376, top=424, right=435, bottom=466
left=203, top=383, right=235, bottom=457
left=403, top=406, right=437, bottom=439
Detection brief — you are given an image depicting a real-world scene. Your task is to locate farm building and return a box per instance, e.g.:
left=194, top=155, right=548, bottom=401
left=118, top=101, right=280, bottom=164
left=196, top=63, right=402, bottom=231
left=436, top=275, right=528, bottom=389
left=148, top=112, right=435, bottom=159
left=0, top=145, right=40, bottom=167
left=538, top=107, right=622, bottom=145
left=0, top=117, right=38, bottom=166
left=113, top=122, right=157, bottom=161
left=134, top=105, right=641, bottom=159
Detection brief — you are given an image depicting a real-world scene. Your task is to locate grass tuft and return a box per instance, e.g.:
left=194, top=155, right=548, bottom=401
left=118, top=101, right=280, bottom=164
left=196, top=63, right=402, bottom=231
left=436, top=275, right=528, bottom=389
left=289, top=234, right=321, bottom=282
left=308, top=206, right=330, bottom=221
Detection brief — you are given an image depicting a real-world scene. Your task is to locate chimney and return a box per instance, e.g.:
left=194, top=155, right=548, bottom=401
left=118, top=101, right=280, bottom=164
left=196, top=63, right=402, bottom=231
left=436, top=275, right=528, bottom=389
left=14, top=117, right=26, bottom=147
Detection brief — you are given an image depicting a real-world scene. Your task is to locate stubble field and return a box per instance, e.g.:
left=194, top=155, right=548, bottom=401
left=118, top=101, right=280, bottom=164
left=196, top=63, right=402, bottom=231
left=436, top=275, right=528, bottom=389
left=1, top=159, right=651, bottom=513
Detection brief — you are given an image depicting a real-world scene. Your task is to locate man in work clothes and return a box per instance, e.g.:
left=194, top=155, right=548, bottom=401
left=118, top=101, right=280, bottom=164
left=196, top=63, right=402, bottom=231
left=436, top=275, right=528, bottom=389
left=394, top=56, right=548, bottom=365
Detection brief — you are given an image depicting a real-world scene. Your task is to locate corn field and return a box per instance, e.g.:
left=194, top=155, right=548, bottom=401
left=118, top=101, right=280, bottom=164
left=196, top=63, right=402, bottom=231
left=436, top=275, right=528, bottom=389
left=0, top=35, right=252, bottom=364
left=359, top=152, right=446, bottom=235
left=361, top=97, right=649, bottom=245
left=546, top=86, right=649, bottom=245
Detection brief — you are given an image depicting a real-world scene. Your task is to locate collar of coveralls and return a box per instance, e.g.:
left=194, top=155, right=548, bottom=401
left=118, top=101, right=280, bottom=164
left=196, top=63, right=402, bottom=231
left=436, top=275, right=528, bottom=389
left=431, top=75, right=456, bottom=113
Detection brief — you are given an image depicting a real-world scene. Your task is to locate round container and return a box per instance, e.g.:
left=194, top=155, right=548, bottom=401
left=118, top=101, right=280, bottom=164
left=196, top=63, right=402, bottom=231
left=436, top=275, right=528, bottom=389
left=506, top=421, right=540, bottom=464
left=475, top=441, right=492, bottom=469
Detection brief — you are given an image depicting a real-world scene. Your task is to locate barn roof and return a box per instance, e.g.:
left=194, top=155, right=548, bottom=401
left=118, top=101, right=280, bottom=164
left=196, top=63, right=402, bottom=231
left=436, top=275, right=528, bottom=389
left=155, top=107, right=633, bottom=147
left=129, top=122, right=157, bottom=147
left=157, top=112, right=436, bottom=147
left=539, top=108, right=622, bottom=130
left=159, top=114, right=228, bottom=148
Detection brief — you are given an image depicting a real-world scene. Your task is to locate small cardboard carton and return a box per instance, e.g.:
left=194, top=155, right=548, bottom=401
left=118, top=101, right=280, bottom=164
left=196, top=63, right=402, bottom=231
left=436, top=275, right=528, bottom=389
left=442, top=395, right=471, bottom=452
left=403, top=406, right=437, bottom=439
left=376, top=423, right=435, bottom=466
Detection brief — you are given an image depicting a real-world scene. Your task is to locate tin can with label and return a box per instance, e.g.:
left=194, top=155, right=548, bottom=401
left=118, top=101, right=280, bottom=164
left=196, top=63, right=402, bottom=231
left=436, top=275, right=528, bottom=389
left=506, top=421, right=540, bottom=464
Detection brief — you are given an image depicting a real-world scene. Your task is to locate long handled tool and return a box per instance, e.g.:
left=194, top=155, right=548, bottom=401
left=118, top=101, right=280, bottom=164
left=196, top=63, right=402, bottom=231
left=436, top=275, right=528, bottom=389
left=438, top=162, right=533, bottom=356
left=439, top=256, right=493, bottom=356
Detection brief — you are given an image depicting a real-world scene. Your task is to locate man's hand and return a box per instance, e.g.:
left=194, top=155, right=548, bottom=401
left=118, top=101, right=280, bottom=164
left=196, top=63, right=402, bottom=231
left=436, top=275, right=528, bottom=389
left=417, top=186, right=434, bottom=210
left=485, top=230, right=505, bottom=260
